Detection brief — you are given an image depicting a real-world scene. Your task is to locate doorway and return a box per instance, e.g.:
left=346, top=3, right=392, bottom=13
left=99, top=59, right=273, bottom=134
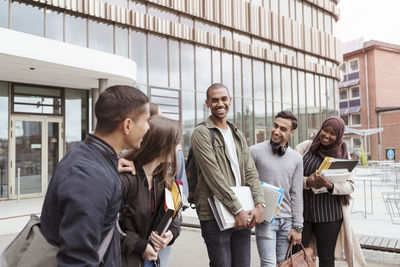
left=9, top=115, right=63, bottom=199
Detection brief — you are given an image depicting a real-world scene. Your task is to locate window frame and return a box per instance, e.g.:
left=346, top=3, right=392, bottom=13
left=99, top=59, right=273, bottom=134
left=350, top=113, right=361, bottom=126
left=350, top=86, right=360, bottom=100
left=339, top=88, right=348, bottom=101
left=349, top=58, right=360, bottom=73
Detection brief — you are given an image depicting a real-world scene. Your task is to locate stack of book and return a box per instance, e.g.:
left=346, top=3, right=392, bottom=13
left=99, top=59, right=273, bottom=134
left=260, top=182, right=284, bottom=223
left=155, top=181, right=183, bottom=235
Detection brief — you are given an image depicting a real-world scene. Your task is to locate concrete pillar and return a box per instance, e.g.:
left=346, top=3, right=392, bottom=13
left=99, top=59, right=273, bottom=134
left=91, top=88, right=99, bottom=131
left=99, top=78, right=108, bottom=93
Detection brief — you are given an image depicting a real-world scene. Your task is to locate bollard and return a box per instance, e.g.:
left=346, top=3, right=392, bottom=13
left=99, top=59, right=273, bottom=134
left=17, top=168, right=21, bottom=203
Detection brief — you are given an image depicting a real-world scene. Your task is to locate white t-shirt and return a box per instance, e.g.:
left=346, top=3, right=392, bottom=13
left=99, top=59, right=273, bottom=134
left=217, top=126, right=241, bottom=187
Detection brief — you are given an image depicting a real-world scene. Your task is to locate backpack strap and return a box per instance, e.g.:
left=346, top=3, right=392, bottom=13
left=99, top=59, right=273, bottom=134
left=197, top=121, right=216, bottom=146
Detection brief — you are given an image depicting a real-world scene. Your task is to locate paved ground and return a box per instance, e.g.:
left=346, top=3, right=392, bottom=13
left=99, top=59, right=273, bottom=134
left=1, top=172, right=400, bottom=266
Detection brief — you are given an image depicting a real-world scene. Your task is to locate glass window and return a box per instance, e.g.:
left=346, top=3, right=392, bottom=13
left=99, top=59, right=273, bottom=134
left=282, top=67, right=291, bottom=106
left=181, top=42, right=195, bottom=90
left=196, top=92, right=207, bottom=124
left=254, top=100, right=266, bottom=144
left=234, top=97, right=243, bottom=130
left=129, top=0, right=146, bottom=12
left=195, top=20, right=219, bottom=35
left=312, top=6, right=317, bottom=28
left=212, top=50, right=221, bottom=83
left=242, top=58, right=252, bottom=98
left=327, top=78, right=335, bottom=117
left=351, top=114, right=361, bottom=125
left=265, top=63, right=272, bottom=102
left=243, top=99, right=254, bottom=145
left=169, top=39, right=180, bottom=89
left=148, top=5, right=179, bottom=22
left=289, top=0, right=295, bottom=19
left=65, top=89, right=89, bottom=152
left=306, top=73, right=315, bottom=107
left=351, top=86, right=360, bottom=98
left=65, top=13, right=87, bottom=47
left=148, top=34, right=168, bottom=87
left=222, top=52, right=233, bottom=94
left=340, top=62, right=347, bottom=74
left=0, top=82, right=8, bottom=198
left=180, top=15, right=193, bottom=27
left=320, top=76, right=327, bottom=121
left=115, top=26, right=128, bottom=57
left=280, top=0, right=289, bottom=17
left=353, top=138, right=361, bottom=148
left=298, top=71, right=305, bottom=106
left=151, top=88, right=179, bottom=120
left=88, top=20, right=113, bottom=53
left=270, top=0, right=278, bottom=13
left=340, top=89, right=348, bottom=100
left=272, top=65, right=281, bottom=104
left=253, top=37, right=271, bottom=50
left=13, top=85, right=63, bottom=115
left=349, top=59, right=359, bottom=72
left=296, top=0, right=303, bottom=24
left=103, top=0, right=127, bottom=8
left=253, top=60, right=264, bottom=100
left=196, top=46, right=212, bottom=92
left=131, top=29, right=147, bottom=84
left=324, top=12, right=332, bottom=34
left=11, top=2, right=44, bottom=36
left=263, top=0, right=270, bottom=9
left=292, top=70, right=298, bottom=106
left=317, top=9, right=323, bottom=31
left=221, top=27, right=232, bottom=39
left=182, top=90, right=195, bottom=157
left=234, top=55, right=242, bottom=97
left=46, top=9, right=63, bottom=41
left=233, top=32, right=251, bottom=44
left=0, top=0, right=8, bottom=28
left=303, top=3, right=311, bottom=27
left=341, top=115, right=348, bottom=126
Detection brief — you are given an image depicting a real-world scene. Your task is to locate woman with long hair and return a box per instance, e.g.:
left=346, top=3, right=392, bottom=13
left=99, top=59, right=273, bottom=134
left=119, top=115, right=182, bottom=267
left=296, top=117, right=366, bottom=267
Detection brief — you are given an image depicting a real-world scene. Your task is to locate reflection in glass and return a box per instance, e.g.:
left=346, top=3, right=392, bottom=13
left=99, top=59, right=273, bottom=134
left=306, top=73, right=315, bottom=107
left=182, top=91, right=195, bottom=157
left=303, top=3, right=311, bottom=27
left=65, top=14, right=87, bottom=47
left=89, top=20, right=113, bottom=53
left=103, top=0, right=127, bottom=8
left=65, top=89, right=89, bottom=152
left=320, top=76, right=327, bottom=120
left=253, top=60, right=264, bottom=99
left=298, top=71, right=305, bottom=106
left=48, top=122, right=59, bottom=180
left=212, top=50, right=221, bottom=83
left=15, top=121, right=42, bottom=194
left=243, top=99, right=254, bottom=145
left=115, top=26, right=128, bottom=57
left=272, top=65, right=281, bottom=104
left=328, top=79, right=336, bottom=117
left=195, top=20, right=219, bottom=35
left=242, top=58, right=252, bottom=98
left=181, top=43, right=195, bottom=90
left=325, top=12, right=332, bottom=35
left=151, top=88, right=179, bottom=120
left=46, top=9, right=63, bottom=41
left=0, top=0, right=8, bottom=28
left=282, top=67, right=291, bottom=106
left=196, top=92, right=208, bottom=124
left=254, top=100, right=266, bottom=144
left=222, top=52, right=233, bottom=94
left=131, top=30, right=147, bottom=84
left=270, top=0, right=278, bottom=13
left=234, top=55, right=242, bottom=97
left=292, top=70, right=298, bottom=106
left=169, top=40, right=180, bottom=88
left=296, top=0, right=303, bottom=24
left=0, top=82, right=8, bottom=198
left=266, top=101, right=273, bottom=137
left=292, top=106, right=300, bottom=145
left=148, top=34, right=168, bottom=87
left=196, top=46, right=212, bottom=92
left=280, top=0, right=289, bottom=17
left=234, top=97, right=242, bottom=130
left=265, top=63, right=272, bottom=102
left=14, top=104, right=62, bottom=115
left=149, top=6, right=179, bottom=22
left=129, top=0, right=146, bottom=12
left=12, top=2, right=44, bottom=36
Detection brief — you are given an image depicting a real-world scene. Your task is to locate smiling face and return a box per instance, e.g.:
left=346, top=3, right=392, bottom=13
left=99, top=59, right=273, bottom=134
left=271, top=117, right=295, bottom=146
left=319, top=125, right=337, bottom=147
left=206, top=86, right=231, bottom=122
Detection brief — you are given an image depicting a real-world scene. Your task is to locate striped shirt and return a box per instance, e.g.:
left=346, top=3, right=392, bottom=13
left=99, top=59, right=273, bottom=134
left=303, top=151, right=343, bottom=223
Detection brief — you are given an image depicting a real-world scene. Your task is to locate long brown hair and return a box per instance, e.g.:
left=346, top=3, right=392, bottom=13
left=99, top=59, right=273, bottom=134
left=124, top=116, right=182, bottom=187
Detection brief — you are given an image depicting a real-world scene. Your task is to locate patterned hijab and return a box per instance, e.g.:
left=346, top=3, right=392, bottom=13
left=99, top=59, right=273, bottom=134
left=310, top=117, right=348, bottom=159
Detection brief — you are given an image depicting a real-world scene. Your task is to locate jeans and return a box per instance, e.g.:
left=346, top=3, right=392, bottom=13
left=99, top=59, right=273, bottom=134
left=302, top=220, right=342, bottom=267
left=255, top=219, right=292, bottom=267
left=143, top=246, right=171, bottom=267
left=200, top=220, right=251, bottom=267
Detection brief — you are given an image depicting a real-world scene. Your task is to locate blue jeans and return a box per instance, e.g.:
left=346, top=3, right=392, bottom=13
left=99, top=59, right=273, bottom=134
left=200, top=220, right=251, bottom=267
left=143, top=246, right=171, bottom=267
left=255, top=219, right=292, bottom=267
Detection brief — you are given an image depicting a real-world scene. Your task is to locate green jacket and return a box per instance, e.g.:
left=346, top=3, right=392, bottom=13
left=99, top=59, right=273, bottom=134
left=191, top=116, right=265, bottom=221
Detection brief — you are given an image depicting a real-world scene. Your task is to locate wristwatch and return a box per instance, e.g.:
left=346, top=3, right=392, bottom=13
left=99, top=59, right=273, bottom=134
left=293, top=226, right=303, bottom=233
left=256, top=203, right=266, bottom=208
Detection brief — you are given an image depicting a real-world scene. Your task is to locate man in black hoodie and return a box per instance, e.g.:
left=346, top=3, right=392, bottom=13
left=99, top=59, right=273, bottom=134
left=41, top=85, right=150, bottom=267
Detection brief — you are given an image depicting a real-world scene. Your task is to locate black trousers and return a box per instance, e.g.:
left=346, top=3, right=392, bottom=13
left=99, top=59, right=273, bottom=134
left=302, top=220, right=342, bottom=267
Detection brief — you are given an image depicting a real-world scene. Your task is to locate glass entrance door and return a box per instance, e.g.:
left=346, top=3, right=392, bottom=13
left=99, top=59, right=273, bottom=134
left=9, top=116, right=63, bottom=199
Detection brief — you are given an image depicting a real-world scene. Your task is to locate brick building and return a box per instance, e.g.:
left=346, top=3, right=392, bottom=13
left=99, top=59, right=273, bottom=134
left=340, top=39, right=400, bottom=161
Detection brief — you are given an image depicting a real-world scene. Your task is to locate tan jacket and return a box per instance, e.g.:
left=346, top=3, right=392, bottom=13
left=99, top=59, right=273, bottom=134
left=295, top=140, right=367, bottom=267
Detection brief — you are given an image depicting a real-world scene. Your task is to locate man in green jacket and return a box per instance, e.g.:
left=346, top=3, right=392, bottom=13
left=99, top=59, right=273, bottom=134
left=191, top=83, right=265, bottom=267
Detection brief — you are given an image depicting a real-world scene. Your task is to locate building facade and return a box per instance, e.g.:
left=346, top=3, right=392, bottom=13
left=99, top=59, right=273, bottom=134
left=0, top=0, right=342, bottom=200
left=340, top=39, right=400, bottom=161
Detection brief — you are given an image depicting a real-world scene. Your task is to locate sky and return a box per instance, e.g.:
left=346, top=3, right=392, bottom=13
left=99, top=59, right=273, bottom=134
left=336, top=0, right=400, bottom=46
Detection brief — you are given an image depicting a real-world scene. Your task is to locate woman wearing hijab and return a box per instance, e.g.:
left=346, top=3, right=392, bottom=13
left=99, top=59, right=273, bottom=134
left=296, top=117, right=366, bottom=267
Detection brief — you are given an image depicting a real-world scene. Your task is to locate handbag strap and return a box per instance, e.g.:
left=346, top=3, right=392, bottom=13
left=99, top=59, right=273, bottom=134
left=98, top=213, right=120, bottom=263
left=284, top=243, right=313, bottom=267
